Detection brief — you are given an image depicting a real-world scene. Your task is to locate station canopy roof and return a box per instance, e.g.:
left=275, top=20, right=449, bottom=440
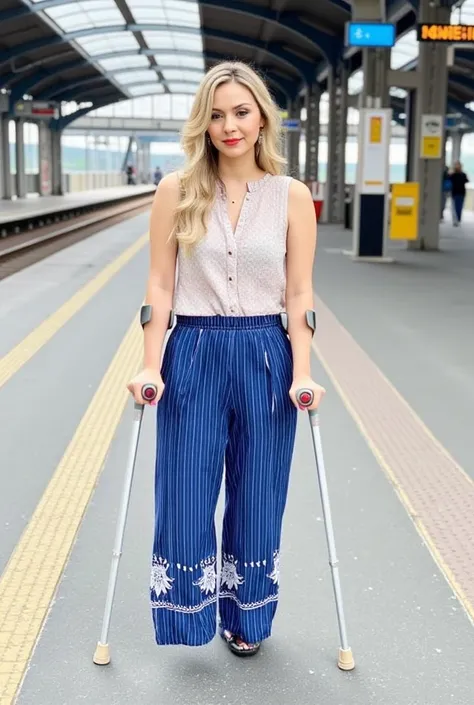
left=0, top=0, right=474, bottom=127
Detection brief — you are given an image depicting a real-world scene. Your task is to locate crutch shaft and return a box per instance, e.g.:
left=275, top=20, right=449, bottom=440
left=295, top=389, right=355, bottom=671
left=308, top=414, right=350, bottom=651
left=93, top=402, right=145, bottom=664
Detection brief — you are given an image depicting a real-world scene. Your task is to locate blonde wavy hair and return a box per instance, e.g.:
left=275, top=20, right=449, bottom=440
left=171, top=61, right=286, bottom=254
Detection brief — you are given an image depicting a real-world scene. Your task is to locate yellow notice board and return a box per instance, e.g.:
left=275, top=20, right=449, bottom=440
left=390, top=183, right=419, bottom=241
left=421, top=136, right=442, bottom=158
left=369, top=116, right=382, bottom=144
left=420, top=114, right=443, bottom=159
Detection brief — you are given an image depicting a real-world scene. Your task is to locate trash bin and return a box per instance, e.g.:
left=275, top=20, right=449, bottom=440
left=344, top=197, right=352, bottom=229
left=313, top=199, right=323, bottom=220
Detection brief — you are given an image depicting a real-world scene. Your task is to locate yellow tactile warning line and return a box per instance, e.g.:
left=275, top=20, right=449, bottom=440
left=0, top=232, right=148, bottom=390
left=312, top=294, right=474, bottom=626
left=0, top=315, right=143, bottom=704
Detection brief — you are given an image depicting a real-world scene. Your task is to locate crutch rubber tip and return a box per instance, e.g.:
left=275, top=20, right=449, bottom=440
left=93, top=642, right=111, bottom=666
left=337, top=647, right=355, bottom=671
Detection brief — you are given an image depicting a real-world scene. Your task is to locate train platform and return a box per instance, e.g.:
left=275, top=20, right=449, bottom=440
left=0, top=213, right=473, bottom=705
left=0, top=185, right=156, bottom=227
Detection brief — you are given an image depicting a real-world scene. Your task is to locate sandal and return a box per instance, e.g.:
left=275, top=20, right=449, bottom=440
left=220, top=628, right=261, bottom=657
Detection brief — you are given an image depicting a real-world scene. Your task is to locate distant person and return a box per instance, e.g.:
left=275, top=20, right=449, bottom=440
left=126, top=163, right=136, bottom=185
left=441, top=166, right=451, bottom=221
left=153, top=166, right=163, bottom=186
left=449, top=160, right=469, bottom=226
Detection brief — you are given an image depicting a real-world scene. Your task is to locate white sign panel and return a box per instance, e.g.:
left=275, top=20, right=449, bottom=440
left=357, top=109, right=391, bottom=195
left=420, top=114, right=443, bottom=159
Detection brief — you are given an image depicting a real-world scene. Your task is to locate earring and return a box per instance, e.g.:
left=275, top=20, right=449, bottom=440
left=206, top=135, right=211, bottom=146
left=258, top=130, right=263, bottom=145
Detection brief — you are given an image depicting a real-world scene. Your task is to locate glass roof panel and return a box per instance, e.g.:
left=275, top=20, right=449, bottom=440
left=128, top=84, right=166, bottom=95
left=112, top=70, right=159, bottom=84
left=153, top=55, right=205, bottom=69
left=75, top=33, right=140, bottom=55
left=390, top=87, right=407, bottom=99
left=391, top=30, right=418, bottom=69
left=142, top=31, right=202, bottom=51
left=37, top=0, right=205, bottom=98
left=45, top=1, right=123, bottom=33
left=98, top=55, right=150, bottom=71
left=166, top=82, right=199, bottom=93
left=452, top=0, right=474, bottom=23
left=161, top=69, right=203, bottom=82
left=348, top=69, right=363, bottom=95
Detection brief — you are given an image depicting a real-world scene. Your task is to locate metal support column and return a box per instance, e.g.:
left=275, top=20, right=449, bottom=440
left=0, top=115, right=9, bottom=199
left=410, top=0, right=450, bottom=250
left=405, top=89, right=416, bottom=182
left=287, top=99, right=301, bottom=178
left=51, top=127, right=63, bottom=195
left=450, top=131, right=463, bottom=164
left=1, top=115, right=12, bottom=199
left=350, top=0, right=392, bottom=260
left=305, top=84, right=321, bottom=183
left=38, top=121, right=53, bottom=196
left=325, top=62, right=347, bottom=223
left=359, top=48, right=390, bottom=109
left=15, top=118, right=26, bottom=198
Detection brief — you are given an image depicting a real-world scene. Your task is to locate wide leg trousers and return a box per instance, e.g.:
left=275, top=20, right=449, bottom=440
left=151, top=314, right=297, bottom=646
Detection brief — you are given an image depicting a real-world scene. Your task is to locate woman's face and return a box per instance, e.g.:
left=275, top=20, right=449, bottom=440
left=207, top=81, right=264, bottom=158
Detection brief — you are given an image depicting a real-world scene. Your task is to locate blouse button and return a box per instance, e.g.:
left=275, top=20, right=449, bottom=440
left=229, top=277, right=233, bottom=281
left=228, top=251, right=232, bottom=255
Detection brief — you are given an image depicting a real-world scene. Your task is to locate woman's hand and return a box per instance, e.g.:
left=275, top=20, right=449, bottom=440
left=289, top=376, right=326, bottom=411
left=126, top=368, right=164, bottom=406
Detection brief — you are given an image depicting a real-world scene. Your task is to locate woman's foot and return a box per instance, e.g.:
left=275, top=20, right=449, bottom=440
left=221, top=629, right=261, bottom=657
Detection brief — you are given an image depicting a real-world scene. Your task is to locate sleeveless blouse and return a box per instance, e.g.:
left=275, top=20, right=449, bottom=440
left=173, top=173, right=292, bottom=316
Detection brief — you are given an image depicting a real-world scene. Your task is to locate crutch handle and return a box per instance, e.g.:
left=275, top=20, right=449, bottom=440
left=296, top=388, right=314, bottom=407
left=141, top=383, right=157, bottom=402
left=296, top=388, right=319, bottom=418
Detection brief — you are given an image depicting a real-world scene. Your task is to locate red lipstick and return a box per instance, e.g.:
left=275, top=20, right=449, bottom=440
left=223, top=138, right=241, bottom=146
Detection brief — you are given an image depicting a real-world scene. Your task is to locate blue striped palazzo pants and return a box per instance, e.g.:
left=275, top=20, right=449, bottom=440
left=152, top=314, right=297, bottom=646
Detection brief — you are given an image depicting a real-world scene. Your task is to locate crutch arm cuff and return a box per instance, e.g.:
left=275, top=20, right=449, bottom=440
left=279, top=310, right=316, bottom=336
left=140, top=306, right=175, bottom=330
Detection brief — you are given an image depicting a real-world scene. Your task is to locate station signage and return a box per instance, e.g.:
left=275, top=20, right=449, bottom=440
left=14, top=100, right=59, bottom=120
left=281, top=118, right=301, bottom=132
left=346, top=22, right=396, bottom=48
left=417, top=23, right=474, bottom=42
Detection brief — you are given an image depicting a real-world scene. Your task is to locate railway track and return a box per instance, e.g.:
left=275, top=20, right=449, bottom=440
left=0, top=193, right=154, bottom=280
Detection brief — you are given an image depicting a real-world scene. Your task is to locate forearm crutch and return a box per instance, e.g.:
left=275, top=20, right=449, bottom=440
left=296, top=388, right=355, bottom=671
left=93, top=383, right=158, bottom=666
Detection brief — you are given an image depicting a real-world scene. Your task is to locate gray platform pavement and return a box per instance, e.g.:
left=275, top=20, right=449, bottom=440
left=0, top=212, right=473, bottom=704
left=316, top=216, right=474, bottom=476
left=0, top=184, right=155, bottom=224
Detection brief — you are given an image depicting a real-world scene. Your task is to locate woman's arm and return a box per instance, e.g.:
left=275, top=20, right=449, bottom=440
left=285, top=178, right=317, bottom=379
left=142, top=172, right=180, bottom=371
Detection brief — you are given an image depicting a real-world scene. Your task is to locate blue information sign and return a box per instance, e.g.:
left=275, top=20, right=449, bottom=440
left=282, top=118, right=301, bottom=131
left=346, top=22, right=396, bottom=48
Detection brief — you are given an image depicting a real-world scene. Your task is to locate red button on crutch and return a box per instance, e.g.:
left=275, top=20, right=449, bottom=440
left=93, top=383, right=157, bottom=666
left=295, top=388, right=355, bottom=671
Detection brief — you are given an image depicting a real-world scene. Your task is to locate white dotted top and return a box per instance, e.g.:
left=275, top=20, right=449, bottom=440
left=173, top=173, right=292, bottom=316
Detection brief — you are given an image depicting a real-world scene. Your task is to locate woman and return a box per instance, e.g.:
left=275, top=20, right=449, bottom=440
left=127, top=61, right=325, bottom=657
left=449, top=160, right=469, bottom=226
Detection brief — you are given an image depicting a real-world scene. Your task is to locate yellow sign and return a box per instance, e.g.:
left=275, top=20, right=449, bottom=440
left=418, top=23, right=474, bottom=42
left=421, top=136, right=441, bottom=159
left=369, top=116, right=382, bottom=144
left=390, top=183, right=419, bottom=241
